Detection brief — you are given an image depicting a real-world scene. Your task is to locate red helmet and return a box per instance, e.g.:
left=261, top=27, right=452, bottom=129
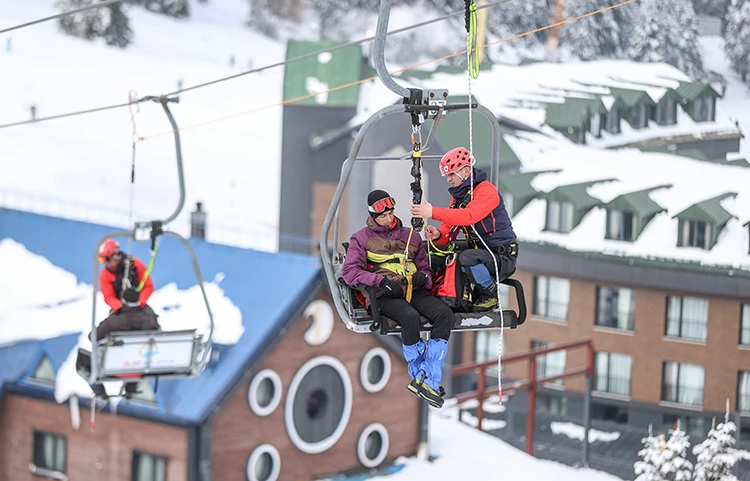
left=98, top=238, right=120, bottom=263
left=439, top=147, right=474, bottom=176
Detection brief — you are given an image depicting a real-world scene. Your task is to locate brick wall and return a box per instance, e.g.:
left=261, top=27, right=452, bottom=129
left=0, top=394, right=188, bottom=481
left=211, top=291, right=420, bottom=481
left=498, top=268, right=750, bottom=412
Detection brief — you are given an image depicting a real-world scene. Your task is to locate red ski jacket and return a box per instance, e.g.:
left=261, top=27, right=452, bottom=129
left=100, top=257, right=154, bottom=311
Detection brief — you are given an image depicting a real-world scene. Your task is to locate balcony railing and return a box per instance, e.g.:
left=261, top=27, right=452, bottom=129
left=596, top=310, right=635, bottom=331
left=666, top=319, right=707, bottom=342
left=534, top=300, right=569, bottom=321
left=594, top=375, right=631, bottom=396
left=662, top=384, right=704, bottom=407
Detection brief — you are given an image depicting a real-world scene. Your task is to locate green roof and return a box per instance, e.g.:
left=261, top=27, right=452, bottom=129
left=608, top=87, right=657, bottom=108
left=545, top=97, right=607, bottom=129
left=673, top=192, right=738, bottom=226
left=283, top=39, right=363, bottom=107
left=545, top=179, right=616, bottom=209
left=497, top=169, right=561, bottom=215
left=434, top=96, right=521, bottom=170
left=726, top=158, right=750, bottom=167
left=637, top=145, right=710, bottom=161
left=676, top=81, right=721, bottom=102
left=604, top=185, right=671, bottom=218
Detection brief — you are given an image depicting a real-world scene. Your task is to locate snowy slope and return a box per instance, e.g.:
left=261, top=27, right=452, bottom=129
left=0, top=0, right=285, bottom=248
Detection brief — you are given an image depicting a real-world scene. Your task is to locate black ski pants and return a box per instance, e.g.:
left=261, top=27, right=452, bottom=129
left=378, top=289, right=453, bottom=345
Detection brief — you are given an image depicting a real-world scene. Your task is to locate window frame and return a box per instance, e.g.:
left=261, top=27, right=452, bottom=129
left=32, top=430, right=67, bottom=476
left=595, top=286, right=635, bottom=331
left=661, top=361, right=705, bottom=407
left=607, top=108, right=620, bottom=133
left=606, top=209, right=636, bottom=241
left=545, top=200, right=574, bottom=233
left=665, top=295, right=708, bottom=342
left=533, top=276, right=570, bottom=322
left=131, top=450, right=167, bottom=481
left=593, top=351, right=632, bottom=397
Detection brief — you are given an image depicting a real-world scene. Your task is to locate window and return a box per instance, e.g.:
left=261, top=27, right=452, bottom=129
left=577, top=126, right=586, bottom=144
left=679, top=219, right=709, bottom=249
left=606, top=210, right=635, bottom=241
left=740, top=304, right=750, bottom=346
left=594, top=352, right=632, bottom=396
left=32, top=431, right=66, bottom=475
left=248, top=369, right=283, bottom=416
left=546, top=200, right=574, bottom=233
left=657, top=98, right=676, bottom=125
left=592, top=403, right=629, bottom=424
left=665, top=296, right=708, bottom=342
left=32, top=356, right=56, bottom=384
left=631, top=104, right=648, bottom=129
left=596, top=286, right=635, bottom=331
left=531, top=340, right=566, bottom=385
left=359, top=348, right=391, bottom=393
left=663, top=414, right=706, bottom=438
left=246, top=444, right=280, bottom=481
left=590, top=113, right=602, bottom=138
left=534, top=276, right=570, bottom=322
left=662, top=361, right=704, bottom=407
left=738, top=371, right=750, bottom=412
left=501, top=192, right=515, bottom=217
left=132, top=451, right=166, bottom=481
left=475, top=331, right=507, bottom=364
left=536, top=393, right=567, bottom=415
left=693, top=97, right=714, bottom=122
left=606, top=108, right=620, bottom=133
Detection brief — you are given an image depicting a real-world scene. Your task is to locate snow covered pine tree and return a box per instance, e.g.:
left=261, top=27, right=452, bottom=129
left=560, top=0, right=626, bottom=60
left=724, top=0, right=750, bottom=85
left=660, top=424, right=693, bottom=481
left=693, top=418, right=741, bottom=481
left=635, top=431, right=668, bottom=481
left=56, top=0, right=132, bottom=48
left=628, top=0, right=705, bottom=80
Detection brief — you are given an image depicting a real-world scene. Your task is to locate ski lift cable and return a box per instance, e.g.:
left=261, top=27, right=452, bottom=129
left=138, top=0, right=638, bottom=141
left=0, top=0, right=125, bottom=36
left=0, top=0, right=637, bottom=132
left=0, top=0, right=515, bottom=131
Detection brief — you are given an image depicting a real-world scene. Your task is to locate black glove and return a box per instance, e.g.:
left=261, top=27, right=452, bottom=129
left=412, top=271, right=429, bottom=289
left=379, top=277, right=404, bottom=298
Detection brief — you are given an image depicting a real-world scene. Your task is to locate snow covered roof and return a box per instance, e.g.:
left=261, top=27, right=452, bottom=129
left=0, top=211, right=322, bottom=423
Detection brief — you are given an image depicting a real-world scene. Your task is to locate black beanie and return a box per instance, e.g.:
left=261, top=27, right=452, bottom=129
left=367, top=189, right=393, bottom=218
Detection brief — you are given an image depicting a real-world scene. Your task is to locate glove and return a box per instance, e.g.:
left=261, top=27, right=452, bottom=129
left=379, top=277, right=404, bottom=298
left=412, top=271, right=429, bottom=289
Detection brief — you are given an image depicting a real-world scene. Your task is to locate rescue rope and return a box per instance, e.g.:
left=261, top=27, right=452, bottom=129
left=122, top=90, right=140, bottom=293
left=464, top=1, right=505, bottom=404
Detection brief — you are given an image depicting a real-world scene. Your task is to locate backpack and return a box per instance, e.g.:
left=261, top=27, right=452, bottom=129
left=430, top=252, right=473, bottom=312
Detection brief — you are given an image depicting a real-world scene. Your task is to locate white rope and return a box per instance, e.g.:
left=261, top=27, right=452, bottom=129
left=122, top=90, right=140, bottom=292
left=466, top=13, right=504, bottom=404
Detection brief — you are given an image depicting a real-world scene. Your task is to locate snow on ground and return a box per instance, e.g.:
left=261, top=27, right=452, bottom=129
left=0, top=0, right=286, bottom=249
left=374, top=407, right=625, bottom=481
left=551, top=421, right=621, bottom=443
left=0, top=237, right=244, bottom=401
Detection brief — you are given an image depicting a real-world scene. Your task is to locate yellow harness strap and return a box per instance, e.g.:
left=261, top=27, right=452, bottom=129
left=404, top=227, right=415, bottom=302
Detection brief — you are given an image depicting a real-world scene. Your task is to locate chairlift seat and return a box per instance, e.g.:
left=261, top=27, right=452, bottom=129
left=90, top=329, right=205, bottom=382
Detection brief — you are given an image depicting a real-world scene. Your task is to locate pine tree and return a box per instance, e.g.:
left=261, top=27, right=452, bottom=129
left=693, top=0, right=731, bottom=18
left=56, top=0, right=104, bottom=41
left=131, top=0, right=189, bottom=18
left=560, top=0, right=624, bottom=60
left=724, top=0, right=750, bottom=84
left=693, top=418, right=741, bottom=481
left=635, top=431, right=668, bottom=481
left=660, top=425, right=692, bottom=481
left=628, top=0, right=705, bottom=80
left=486, top=0, right=552, bottom=50
left=102, top=3, right=132, bottom=48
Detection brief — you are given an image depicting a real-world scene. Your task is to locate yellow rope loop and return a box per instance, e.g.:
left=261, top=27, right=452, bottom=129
left=468, top=2, right=480, bottom=79
left=404, top=227, right=416, bottom=302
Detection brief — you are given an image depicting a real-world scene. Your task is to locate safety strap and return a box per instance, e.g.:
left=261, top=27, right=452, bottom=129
left=136, top=240, right=160, bottom=292
left=409, top=112, right=425, bottom=232
left=403, top=227, right=415, bottom=302
left=465, top=0, right=480, bottom=79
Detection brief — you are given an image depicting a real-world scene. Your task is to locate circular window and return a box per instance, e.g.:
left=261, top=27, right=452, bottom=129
left=248, top=369, right=282, bottom=417
left=359, top=347, right=391, bottom=393
left=246, top=444, right=280, bottom=481
left=285, top=356, right=352, bottom=454
left=357, top=423, right=389, bottom=468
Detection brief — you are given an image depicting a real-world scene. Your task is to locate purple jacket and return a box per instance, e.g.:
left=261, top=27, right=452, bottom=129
left=341, top=216, right=432, bottom=293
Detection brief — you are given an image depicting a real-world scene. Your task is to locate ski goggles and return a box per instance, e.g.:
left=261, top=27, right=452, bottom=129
left=368, top=196, right=396, bottom=214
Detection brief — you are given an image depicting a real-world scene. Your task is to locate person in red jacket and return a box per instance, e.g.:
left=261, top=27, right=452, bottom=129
left=98, top=238, right=154, bottom=315
left=411, top=147, right=518, bottom=311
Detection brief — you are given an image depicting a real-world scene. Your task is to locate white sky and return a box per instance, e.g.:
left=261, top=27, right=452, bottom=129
left=0, top=237, right=244, bottom=402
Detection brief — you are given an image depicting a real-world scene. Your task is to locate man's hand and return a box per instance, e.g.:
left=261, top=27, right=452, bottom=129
left=411, top=202, right=433, bottom=219
left=424, top=225, right=440, bottom=240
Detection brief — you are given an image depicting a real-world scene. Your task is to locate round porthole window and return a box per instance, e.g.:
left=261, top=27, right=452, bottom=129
left=248, top=369, right=282, bottom=417
left=357, top=423, right=389, bottom=468
left=359, top=347, right=391, bottom=393
left=246, top=444, right=280, bottom=481
left=285, top=356, right=352, bottom=454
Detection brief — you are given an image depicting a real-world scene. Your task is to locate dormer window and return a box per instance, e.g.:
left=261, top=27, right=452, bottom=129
left=631, top=105, right=648, bottom=129
left=678, top=219, right=709, bottom=249
left=590, top=113, right=602, bottom=138
left=606, top=210, right=635, bottom=241
left=693, top=97, right=714, bottom=122
left=32, top=356, right=56, bottom=384
left=546, top=200, right=574, bottom=233
left=657, top=98, right=677, bottom=125
left=606, top=108, right=620, bottom=134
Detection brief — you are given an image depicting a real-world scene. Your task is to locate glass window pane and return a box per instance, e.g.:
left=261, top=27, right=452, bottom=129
left=666, top=297, right=681, bottom=337
left=617, top=288, right=635, bottom=330
left=595, top=352, right=609, bottom=391
left=741, top=305, right=750, bottom=346
left=739, top=372, right=750, bottom=412
left=535, top=277, right=548, bottom=317
left=607, top=211, right=621, bottom=239
left=547, top=201, right=560, bottom=231
left=561, top=203, right=574, bottom=232
left=681, top=297, right=708, bottom=341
